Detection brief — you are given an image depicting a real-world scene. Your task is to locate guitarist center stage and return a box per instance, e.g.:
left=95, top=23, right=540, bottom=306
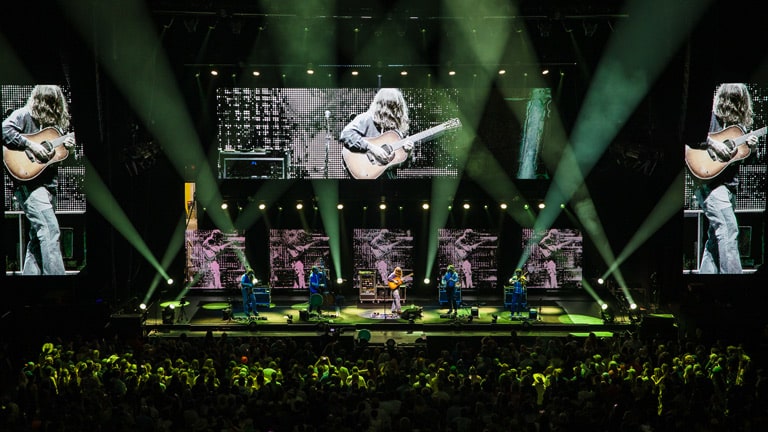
left=120, top=288, right=648, bottom=342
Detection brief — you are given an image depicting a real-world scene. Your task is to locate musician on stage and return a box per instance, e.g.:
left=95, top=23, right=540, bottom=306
left=690, top=83, right=759, bottom=274
left=510, top=268, right=528, bottom=317
left=240, top=268, right=257, bottom=317
left=387, top=266, right=408, bottom=314
left=2, top=85, right=75, bottom=275
left=441, top=264, right=459, bottom=315
left=339, top=88, right=414, bottom=179
left=308, top=266, right=325, bottom=315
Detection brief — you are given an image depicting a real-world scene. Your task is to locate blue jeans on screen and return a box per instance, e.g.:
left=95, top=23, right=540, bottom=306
left=15, top=185, right=66, bottom=275
left=695, top=184, right=742, bottom=274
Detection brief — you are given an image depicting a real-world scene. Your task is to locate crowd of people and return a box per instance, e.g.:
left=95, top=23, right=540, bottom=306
left=1, top=326, right=767, bottom=432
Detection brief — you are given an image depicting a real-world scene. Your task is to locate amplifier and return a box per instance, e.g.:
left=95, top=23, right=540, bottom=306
left=252, top=287, right=271, bottom=306
left=220, top=152, right=285, bottom=179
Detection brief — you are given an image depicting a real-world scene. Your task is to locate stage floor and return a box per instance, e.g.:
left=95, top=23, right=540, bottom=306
left=128, top=289, right=644, bottom=340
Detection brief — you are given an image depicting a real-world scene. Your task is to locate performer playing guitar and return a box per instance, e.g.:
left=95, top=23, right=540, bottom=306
left=510, top=268, right=528, bottom=317
left=339, top=87, right=462, bottom=179
left=386, top=267, right=411, bottom=314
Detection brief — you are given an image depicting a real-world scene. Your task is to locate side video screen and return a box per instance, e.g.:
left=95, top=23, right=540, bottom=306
left=2, top=84, right=86, bottom=276
left=683, top=83, right=766, bottom=274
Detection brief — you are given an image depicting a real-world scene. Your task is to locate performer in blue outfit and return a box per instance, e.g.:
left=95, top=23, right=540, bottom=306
left=441, top=264, right=459, bottom=315
left=510, top=268, right=528, bottom=317
left=240, top=268, right=257, bottom=317
left=308, top=266, right=325, bottom=315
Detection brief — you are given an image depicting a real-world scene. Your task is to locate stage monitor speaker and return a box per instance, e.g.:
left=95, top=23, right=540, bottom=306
left=299, top=310, right=309, bottom=321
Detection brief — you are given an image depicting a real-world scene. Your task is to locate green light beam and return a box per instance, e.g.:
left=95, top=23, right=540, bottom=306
left=551, top=0, right=713, bottom=210
left=312, top=180, right=342, bottom=279
left=143, top=215, right=189, bottom=304
left=233, top=181, right=295, bottom=231
left=62, top=0, right=230, bottom=230
left=569, top=183, right=628, bottom=291
left=83, top=158, right=168, bottom=279
left=608, top=170, right=685, bottom=276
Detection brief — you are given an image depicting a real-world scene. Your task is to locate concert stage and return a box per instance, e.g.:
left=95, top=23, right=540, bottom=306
left=112, top=289, right=663, bottom=343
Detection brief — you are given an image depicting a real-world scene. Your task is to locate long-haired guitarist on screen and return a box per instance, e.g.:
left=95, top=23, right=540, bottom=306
left=689, top=83, right=759, bottom=274
left=2, top=85, right=75, bottom=275
left=339, top=88, right=414, bottom=179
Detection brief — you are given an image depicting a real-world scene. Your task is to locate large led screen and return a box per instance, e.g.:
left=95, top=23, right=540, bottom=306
left=521, top=228, right=583, bottom=290
left=2, top=84, right=86, bottom=276
left=184, top=229, right=246, bottom=289
left=269, top=229, right=330, bottom=290
left=353, top=228, right=414, bottom=287
left=216, top=87, right=553, bottom=180
left=683, top=83, right=766, bottom=274
left=438, top=228, right=498, bottom=291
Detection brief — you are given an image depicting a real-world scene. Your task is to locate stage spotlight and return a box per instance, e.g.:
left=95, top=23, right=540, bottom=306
left=139, top=303, right=147, bottom=311
left=524, top=204, right=530, bottom=210
left=499, top=69, right=506, bottom=75
left=538, top=202, right=545, bottom=209
left=258, top=203, right=266, bottom=210
left=542, top=68, right=549, bottom=75
left=336, top=277, right=343, bottom=285
left=210, top=69, right=219, bottom=76
left=560, top=203, right=566, bottom=209
left=379, top=203, right=386, bottom=210
left=601, top=302, right=608, bottom=310
left=221, top=202, right=228, bottom=210
left=252, top=70, right=260, bottom=77
left=597, top=278, right=605, bottom=285
left=500, top=203, right=507, bottom=209
left=337, top=203, right=344, bottom=210
left=423, top=278, right=430, bottom=285
left=296, top=202, right=303, bottom=210
left=463, top=202, right=470, bottom=210
left=629, top=303, right=637, bottom=310
left=422, top=202, right=429, bottom=210
left=167, top=278, right=174, bottom=285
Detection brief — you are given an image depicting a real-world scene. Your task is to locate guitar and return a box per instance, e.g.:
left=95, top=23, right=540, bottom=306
left=3, top=127, right=74, bottom=181
left=684, top=125, right=765, bottom=180
left=388, top=273, right=413, bottom=290
left=342, top=118, right=462, bottom=179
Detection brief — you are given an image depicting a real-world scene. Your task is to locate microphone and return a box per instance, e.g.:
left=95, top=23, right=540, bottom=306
left=325, top=110, right=331, bottom=119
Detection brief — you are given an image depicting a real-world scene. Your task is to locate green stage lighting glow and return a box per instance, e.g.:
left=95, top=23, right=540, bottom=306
left=84, top=158, right=169, bottom=280
left=312, top=180, right=342, bottom=280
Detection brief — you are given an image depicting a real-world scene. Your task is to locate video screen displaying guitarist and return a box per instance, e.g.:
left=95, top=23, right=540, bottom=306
left=687, top=83, right=761, bottom=274
left=339, top=88, right=414, bottom=179
left=2, top=85, right=75, bottom=275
